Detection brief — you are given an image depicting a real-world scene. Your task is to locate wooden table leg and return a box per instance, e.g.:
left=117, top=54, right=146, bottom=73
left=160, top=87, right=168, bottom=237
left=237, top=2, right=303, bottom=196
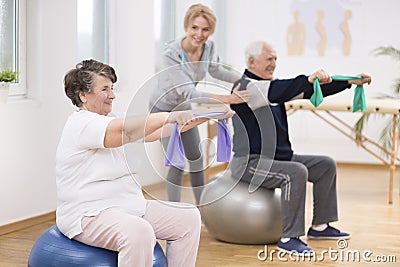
left=389, top=114, right=398, bottom=204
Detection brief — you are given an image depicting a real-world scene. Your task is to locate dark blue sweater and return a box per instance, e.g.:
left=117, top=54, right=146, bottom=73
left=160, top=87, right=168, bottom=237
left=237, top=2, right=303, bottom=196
left=230, top=69, right=351, bottom=161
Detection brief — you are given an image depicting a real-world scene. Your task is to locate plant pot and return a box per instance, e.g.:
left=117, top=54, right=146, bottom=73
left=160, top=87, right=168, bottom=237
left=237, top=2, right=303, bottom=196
left=0, top=82, right=10, bottom=103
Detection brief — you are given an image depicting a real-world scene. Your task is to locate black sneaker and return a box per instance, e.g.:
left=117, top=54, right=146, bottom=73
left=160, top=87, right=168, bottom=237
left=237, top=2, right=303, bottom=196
left=277, top=238, right=314, bottom=255
left=307, top=225, right=351, bottom=240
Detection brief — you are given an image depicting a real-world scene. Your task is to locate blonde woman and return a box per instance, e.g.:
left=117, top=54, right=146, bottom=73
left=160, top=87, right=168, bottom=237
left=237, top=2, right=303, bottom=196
left=150, top=4, right=250, bottom=204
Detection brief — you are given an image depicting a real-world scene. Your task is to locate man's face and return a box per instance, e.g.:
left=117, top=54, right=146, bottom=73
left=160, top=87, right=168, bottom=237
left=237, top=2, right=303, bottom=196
left=248, top=45, right=277, bottom=80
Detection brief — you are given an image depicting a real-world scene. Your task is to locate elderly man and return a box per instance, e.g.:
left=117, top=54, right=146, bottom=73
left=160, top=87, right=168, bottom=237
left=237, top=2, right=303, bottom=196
left=230, top=41, right=371, bottom=254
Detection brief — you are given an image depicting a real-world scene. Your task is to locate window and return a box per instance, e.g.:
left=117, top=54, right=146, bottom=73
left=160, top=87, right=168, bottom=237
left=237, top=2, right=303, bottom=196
left=0, top=0, right=26, bottom=97
left=154, top=0, right=175, bottom=71
left=77, top=0, right=109, bottom=63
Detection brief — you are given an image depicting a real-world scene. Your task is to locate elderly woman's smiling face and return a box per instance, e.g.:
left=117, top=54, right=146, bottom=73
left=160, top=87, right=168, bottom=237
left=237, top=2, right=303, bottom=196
left=79, top=74, right=115, bottom=116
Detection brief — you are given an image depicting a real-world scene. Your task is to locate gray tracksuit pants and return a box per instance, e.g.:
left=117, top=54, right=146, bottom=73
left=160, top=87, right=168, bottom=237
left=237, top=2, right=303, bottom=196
left=230, top=154, right=338, bottom=238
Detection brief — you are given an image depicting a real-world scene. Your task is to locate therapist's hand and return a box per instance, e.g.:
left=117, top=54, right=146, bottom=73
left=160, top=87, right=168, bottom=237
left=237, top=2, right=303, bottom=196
left=229, top=84, right=251, bottom=104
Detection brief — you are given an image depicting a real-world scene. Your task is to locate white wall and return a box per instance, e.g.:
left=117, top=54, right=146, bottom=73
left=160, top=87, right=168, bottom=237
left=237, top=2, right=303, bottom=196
left=0, top=0, right=77, bottom=226
left=0, top=0, right=159, bottom=227
left=108, top=0, right=167, bottom=186
left=1, top=0, right=399, bottom=227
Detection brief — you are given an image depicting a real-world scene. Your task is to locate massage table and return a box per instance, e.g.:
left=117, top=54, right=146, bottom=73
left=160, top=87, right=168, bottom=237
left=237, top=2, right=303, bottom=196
left=286, top=98, right=400, bottom=204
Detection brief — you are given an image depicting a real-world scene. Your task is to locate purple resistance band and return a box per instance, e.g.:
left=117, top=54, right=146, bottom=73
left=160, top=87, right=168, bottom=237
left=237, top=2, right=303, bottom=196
left=164, top=111, right=232, bottom=168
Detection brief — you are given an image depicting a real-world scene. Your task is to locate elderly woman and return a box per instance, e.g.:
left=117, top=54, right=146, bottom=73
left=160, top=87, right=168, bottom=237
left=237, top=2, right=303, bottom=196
left=150, top=3, right=250, bottom=204
left=56, top=59, right=233, bottom=266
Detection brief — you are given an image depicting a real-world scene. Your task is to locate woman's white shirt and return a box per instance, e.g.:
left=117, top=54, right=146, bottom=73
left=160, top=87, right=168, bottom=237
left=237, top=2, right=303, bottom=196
left=56, top=110, right=146, bottom=238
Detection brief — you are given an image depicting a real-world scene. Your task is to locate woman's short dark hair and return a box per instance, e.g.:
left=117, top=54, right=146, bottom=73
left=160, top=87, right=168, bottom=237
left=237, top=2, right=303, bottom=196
left=64, top=59, right=117, bottom=107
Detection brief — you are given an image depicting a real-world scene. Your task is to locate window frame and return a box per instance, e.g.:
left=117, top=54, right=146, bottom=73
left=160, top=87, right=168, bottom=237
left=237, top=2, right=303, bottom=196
left=77, top=0, right=109, bottom=63
left=7, top=0, right=27, bottom=98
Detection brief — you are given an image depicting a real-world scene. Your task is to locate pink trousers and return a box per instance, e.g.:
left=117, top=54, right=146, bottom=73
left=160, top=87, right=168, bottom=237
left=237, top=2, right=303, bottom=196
left=74, top=200, right=201, bottom=267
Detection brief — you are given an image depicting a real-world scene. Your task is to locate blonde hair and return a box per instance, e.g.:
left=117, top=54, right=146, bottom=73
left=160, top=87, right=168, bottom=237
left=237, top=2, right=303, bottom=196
left=183, top=4, right=216, bottom=35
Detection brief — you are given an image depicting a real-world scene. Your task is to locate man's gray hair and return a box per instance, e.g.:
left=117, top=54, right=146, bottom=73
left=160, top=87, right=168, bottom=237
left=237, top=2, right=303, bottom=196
left=244, top=41, right=274, bottom=67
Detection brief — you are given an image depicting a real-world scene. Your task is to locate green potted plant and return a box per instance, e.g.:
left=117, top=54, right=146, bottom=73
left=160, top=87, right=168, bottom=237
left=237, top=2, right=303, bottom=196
left=354, top=46, right=400, bottom=157
left=0, top=68, right=19, bottom=103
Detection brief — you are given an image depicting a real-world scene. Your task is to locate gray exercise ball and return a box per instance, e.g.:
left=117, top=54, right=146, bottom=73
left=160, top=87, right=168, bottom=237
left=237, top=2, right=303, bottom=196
left=199, top=171, right=282, bottom=245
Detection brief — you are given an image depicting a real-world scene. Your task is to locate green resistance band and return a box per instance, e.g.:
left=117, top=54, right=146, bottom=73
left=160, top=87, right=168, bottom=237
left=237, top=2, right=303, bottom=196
left=310, top=75, right=366, bottom=112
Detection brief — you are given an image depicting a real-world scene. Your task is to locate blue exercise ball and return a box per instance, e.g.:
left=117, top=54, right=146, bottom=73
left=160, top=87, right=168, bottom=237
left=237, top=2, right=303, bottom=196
left=200, top=171, right=282, bottom=245
left=28, top=225, right=167, bottom=267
